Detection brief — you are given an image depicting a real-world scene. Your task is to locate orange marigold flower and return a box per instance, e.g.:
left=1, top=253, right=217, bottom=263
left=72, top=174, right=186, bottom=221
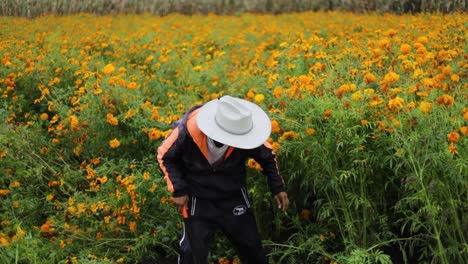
left=417, top=36, right=429, bottom=45
left=128, top=221, right=137, bottom=232
left=459, top=126, right=468, bottom=136
left=40, top=113, right=49, bottom=120
left=247, top=158, right=262, bottom=171
left=447, top=132, right=460, bottom=143
left=271, top=120, right=281, bottom=133
left=436, top=94, right=454, bottom=107
left=363, top=72, right=376, bottom=84
left=148, top=128, right=162, bottom=140
left=281, top=131, right=298, bottom=140
left=69, top=115, right=79, bottom=131
left=335, top=84, right=356, bottom=98
left=0, top=189, right=10, bottom=196
left=273, top=86, right=283, bottom=99
left=448, top=142, right=458, bottom=155
left=387, top=97, right=405, bottom=111
left=450, top=74, right=459, bottom=82
left=400, top=44, right=412, bottom=55
left=271, top=142, right=280, bottom=152
left=109, top=138, right=121, bottom=149
left=381, top=71, right=400, bottom=86
left=323, top=109, right=333, bottom=120
left=106, top=113, right=119, bottom=126
left=0, top=234, right=10, bottom=247
left=306, top=128, right=316, bottom=135
left=246, top=89, right=255, bottom=99
left=127, top=81, right=138, bottom=90
left=300, top=209, right=311, bottom=220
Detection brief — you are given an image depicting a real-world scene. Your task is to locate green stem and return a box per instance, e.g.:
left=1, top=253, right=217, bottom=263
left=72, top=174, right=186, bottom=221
left=407, top=154, right=448, bottom=264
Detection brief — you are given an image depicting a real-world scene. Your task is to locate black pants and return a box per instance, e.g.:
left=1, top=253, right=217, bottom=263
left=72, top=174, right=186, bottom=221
left=178, top=189, right=268, bottom=264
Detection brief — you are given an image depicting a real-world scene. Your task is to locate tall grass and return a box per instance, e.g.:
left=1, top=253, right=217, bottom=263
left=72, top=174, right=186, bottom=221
left=0, top=0, right=466, bottom=17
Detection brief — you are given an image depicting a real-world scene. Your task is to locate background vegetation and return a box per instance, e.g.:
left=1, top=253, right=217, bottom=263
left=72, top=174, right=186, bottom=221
left=0, top=0, right=466, bottom=17
left=0, top=3, right=467, bottom=264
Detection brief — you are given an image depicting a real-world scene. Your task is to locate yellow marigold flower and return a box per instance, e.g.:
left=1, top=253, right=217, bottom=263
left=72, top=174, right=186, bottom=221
left=401, top=60, right=414, bottom=72
left=271, top=120, right=281, bottom=133
left=46, top=193, right=55, bottom=201
left=351, top=91, right=363, bottom=102
left=447, top=132, right=460, bottom=143
left=9, top=181, right=20, bottom=188
left=419, top=101, right=432, bottom=114
left=413, top=69, right=424, bottom=79
left=144, top=55, right=154, bottom=64
left=400, top=43, right=412, bottom=55
left=102, top=63, right=115, bottom=75
left=109, top=138, right=121, bottom=149
left=388, top=97, right=405, bottom=111
left=436, top=94, right=454, bottom=107
left=106, top=113, right=119, bottom=126
left=254, top=94, right=265, bottom=104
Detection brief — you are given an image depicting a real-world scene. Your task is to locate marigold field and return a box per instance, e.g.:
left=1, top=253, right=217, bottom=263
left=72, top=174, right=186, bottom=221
left=0, top=11, right=467, bottom=264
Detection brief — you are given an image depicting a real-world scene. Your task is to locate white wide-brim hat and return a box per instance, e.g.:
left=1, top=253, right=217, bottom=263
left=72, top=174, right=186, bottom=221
left=197, top=95, right=272, bottom=149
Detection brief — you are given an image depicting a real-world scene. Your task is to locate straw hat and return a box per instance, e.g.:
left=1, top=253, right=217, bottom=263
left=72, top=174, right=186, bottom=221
left=196, top=95, right=271, bottom=149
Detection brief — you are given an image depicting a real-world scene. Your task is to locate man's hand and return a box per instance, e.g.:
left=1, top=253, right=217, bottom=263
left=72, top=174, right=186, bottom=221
left=274, top=191, right=289, bottom=212
left=172, top=195, right=189, bottom=214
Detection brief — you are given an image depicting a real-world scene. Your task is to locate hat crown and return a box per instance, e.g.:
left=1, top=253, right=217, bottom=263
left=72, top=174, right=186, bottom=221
left=215, top=96, right=253, bottom=135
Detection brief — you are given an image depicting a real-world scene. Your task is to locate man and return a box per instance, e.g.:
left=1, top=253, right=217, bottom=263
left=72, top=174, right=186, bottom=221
left=157, top=95, right=289, bottom=264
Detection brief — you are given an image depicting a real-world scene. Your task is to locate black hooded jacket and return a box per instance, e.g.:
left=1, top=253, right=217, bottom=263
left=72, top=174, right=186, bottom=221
left=157, top=105, right=285, bottom=199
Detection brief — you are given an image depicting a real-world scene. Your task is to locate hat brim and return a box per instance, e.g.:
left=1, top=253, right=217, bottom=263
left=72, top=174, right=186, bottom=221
left=196, top=98, right=271, bottom=149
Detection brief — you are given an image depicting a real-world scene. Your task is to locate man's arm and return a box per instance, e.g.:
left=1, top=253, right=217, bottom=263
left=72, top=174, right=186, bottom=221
left=249, top=142, right=289, bottom=211
left=157, top=126, right=189, bottom=198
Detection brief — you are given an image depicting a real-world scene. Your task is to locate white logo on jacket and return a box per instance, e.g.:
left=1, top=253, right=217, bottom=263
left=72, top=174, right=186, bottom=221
left=233, top=205, right=247, bottom=216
